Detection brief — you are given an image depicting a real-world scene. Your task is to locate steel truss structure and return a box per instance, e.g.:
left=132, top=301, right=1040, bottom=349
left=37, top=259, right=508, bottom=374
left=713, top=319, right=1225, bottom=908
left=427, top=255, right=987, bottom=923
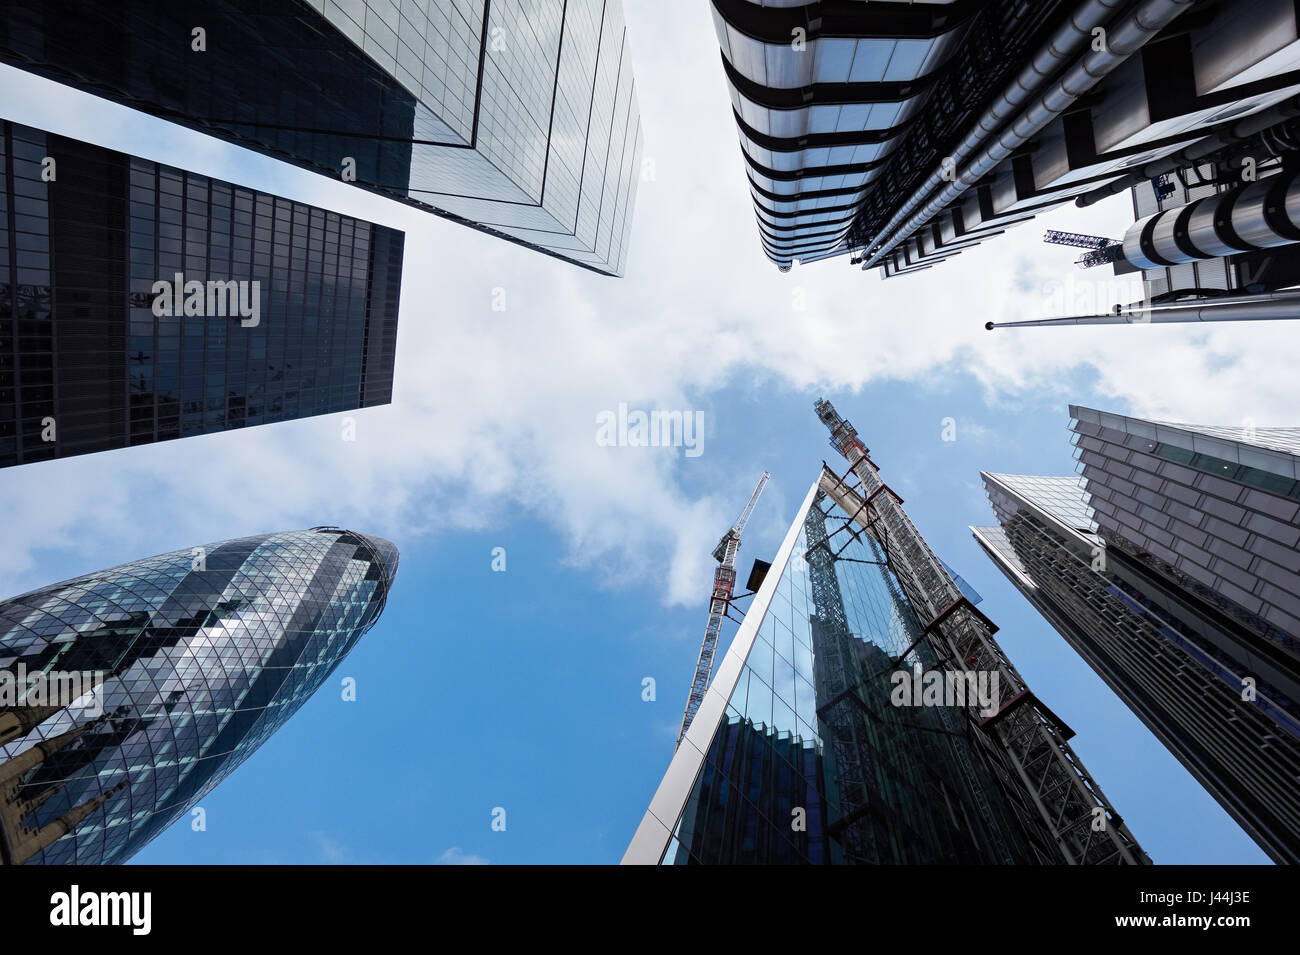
left=813, top=399, right=1150, bottom=864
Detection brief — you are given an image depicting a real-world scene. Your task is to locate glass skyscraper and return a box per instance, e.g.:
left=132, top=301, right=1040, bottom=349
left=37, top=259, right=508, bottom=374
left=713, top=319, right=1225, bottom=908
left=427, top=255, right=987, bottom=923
left=0, top=119, right=402, bottom=469
left=0, top=0, right=642, bottom=276
left=0, top=527, right=397, bottom=865
left=626, top=453, right=1148, bottom=864
left=976, top=407, right=1300, bottom=864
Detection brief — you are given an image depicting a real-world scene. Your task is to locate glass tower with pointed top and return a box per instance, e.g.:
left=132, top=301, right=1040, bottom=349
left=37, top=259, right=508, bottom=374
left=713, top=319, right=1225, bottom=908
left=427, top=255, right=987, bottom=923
left=626, top=439, right=1148, bottom=865
left=976, top=406, right=1300, bottom=864
left=627, top=480, right=1043, bottom=864
left=0, top=527, right=396, bottom=865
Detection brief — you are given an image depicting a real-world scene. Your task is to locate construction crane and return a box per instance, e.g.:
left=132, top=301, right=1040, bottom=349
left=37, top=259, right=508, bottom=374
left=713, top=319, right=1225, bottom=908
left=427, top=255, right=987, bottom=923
left=677, top=471, right=770, bottom=746
left=1043, top=229, right=1125, bottom=269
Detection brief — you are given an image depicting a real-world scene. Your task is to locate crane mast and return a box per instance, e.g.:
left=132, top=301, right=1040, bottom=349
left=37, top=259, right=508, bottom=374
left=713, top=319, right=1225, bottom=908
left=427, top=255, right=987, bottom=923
left=677, top=471, right=770, bottom=746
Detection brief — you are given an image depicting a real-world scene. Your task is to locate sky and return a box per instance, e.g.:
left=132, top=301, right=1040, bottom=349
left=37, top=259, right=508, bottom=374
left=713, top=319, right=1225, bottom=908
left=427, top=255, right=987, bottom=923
left=0, top=0, right=1290, bottom=864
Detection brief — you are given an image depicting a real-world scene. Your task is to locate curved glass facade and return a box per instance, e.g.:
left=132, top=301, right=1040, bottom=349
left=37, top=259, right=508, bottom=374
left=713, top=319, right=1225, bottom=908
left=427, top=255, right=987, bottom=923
left=0, top=528, right=397, bottom=865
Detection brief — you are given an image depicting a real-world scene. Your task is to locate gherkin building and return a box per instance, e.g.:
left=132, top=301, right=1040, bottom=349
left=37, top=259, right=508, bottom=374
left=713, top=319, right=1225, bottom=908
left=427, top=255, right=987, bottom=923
left=0, top=527, right=397, bottom=864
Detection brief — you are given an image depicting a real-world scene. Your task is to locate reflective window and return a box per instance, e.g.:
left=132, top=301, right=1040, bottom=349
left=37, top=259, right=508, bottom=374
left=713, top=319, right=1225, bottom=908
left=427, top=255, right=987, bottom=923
left=0, top=529, right=397, bottom=864
left=665, top=491, right=1039, bottom=865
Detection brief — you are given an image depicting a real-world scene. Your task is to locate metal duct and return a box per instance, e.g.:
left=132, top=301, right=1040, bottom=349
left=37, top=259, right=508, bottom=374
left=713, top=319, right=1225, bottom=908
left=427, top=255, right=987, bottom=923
left=858, top=0, right=1195, bottom=271
left=1121, top=168, right=1300, bottom=269
left=1073, top=96, right=1300, bottom=208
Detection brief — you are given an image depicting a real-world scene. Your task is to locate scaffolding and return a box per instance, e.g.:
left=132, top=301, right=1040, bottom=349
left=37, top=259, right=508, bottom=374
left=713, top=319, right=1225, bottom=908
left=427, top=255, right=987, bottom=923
left=813, top=398, right=1149, bottom=864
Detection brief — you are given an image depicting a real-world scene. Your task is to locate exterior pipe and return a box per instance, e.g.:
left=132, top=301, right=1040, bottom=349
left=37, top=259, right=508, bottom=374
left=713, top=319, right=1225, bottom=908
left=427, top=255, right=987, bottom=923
left=1120, top=168, right=1300, bottom=269
left=858, top=0, right=1131, bottom=266
left=986, top=290, right=1300, bottom=328
left=860, top=0, right=1195, bottom=271
left=1074, top=96, right=1300, bottom=208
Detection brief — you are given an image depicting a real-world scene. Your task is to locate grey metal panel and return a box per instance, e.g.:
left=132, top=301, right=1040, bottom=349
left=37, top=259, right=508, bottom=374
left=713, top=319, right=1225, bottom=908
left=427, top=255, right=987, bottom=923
left=1191, top=0, right=1299, bottom=95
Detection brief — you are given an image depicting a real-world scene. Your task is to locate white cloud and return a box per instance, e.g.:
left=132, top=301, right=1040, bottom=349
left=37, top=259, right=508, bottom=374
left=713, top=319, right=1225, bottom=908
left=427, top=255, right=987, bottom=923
left=437, top=846, right=490, bottom=866
left=310, top=831, right=348, bottom=864
left=0, top=1, right=1296, bottom=607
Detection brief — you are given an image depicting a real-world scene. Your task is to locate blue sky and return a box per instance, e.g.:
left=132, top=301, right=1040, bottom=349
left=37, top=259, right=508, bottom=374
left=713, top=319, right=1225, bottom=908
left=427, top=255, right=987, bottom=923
left=126, top=369, right=1268, bottom=864
left=0, top=0, right=1288, bottom=865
